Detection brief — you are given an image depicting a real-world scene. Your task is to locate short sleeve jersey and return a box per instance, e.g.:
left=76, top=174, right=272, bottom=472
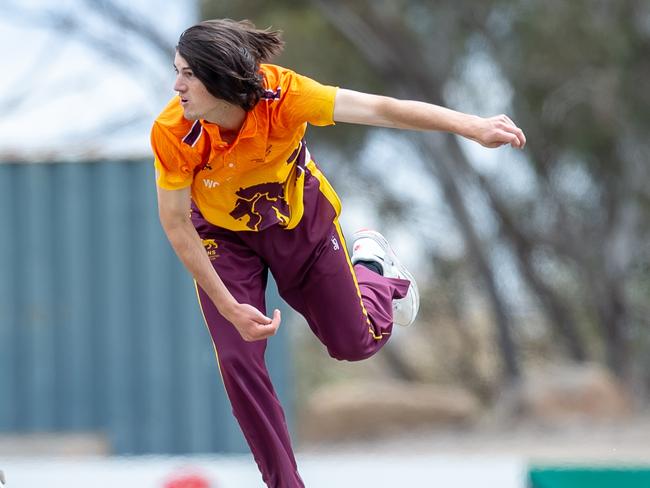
left=151, top=64, right=338, bottom=232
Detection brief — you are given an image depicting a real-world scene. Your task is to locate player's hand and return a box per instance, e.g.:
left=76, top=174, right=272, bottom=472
left=223, top=303, right=281, bottom=342
left=470, top=114, right=526, bottom=149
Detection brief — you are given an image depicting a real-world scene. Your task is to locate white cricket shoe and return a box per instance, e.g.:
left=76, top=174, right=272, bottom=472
left=351, top=229, right=420, bottom=326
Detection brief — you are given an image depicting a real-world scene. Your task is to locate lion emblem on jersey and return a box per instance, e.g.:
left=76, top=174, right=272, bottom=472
left=229, top=182, right=290, bottom=231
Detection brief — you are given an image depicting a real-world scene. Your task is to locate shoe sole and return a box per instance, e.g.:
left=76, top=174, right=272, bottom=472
left=352, top=229, right=420, bottom=326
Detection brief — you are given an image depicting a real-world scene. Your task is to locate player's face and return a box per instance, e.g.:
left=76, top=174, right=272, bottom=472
left=173, top=52, right=221, bottom=121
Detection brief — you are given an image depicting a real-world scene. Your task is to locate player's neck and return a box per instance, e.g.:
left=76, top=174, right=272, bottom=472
left=203, top=101, right=246, bottom=132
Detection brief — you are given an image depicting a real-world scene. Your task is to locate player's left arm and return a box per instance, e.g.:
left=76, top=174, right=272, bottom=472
left=332, top=88, right=526, bottom=149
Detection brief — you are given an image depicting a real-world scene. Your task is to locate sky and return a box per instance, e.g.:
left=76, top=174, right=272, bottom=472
left=0, top=0, right=198, bottom=160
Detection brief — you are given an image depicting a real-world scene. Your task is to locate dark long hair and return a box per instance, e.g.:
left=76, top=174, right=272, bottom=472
left=177, top=19, right=284, bottom=111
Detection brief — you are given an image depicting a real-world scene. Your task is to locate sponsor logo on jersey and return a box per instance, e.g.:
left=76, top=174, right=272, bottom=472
left=202, top=239, right=220, bottom=260
left=203, top=179, right=220, bottom=189
left=331, top=235, right=340, bottom=251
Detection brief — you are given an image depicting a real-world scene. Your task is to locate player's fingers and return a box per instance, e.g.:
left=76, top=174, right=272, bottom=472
left=507, top=132, right=522, bottom=148
left=250, top=308, right=272, bottom=325
left=269, top=309, right=281, bottom=331
left=255, top=310, right=280, bottom=339
left=502, top=116, right=526, bottom=147
left=259, top=308, right=280, bottom=327
left=493, top=130, right=521, bottom=148
left=517, top=127, right=526, bottom=148
left=506, top=128, right=524, bottom=148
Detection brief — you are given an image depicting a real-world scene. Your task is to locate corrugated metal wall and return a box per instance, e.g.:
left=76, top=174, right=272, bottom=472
left=0, top=160, right=293, bottom=455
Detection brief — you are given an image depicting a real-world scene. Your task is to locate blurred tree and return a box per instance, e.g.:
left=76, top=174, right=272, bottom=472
left=315, top=0, right=530, bottom=383
left=3, top=0, right=176, bottom=94
left=201, top=0, right=524, bottom=382
left=197, top=0, right=519, bottom=386
left=200, top=0, right=650, bottom=392
left=2, top=0, right=181, bottom=149
left=483, top=0, right=650, bottom=380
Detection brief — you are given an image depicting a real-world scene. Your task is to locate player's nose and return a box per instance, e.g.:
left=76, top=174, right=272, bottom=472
left=173, top=75, right=186, bottom=93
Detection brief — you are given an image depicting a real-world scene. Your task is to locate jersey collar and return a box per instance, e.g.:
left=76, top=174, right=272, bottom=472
left=199, top=109, right=258, bottom=148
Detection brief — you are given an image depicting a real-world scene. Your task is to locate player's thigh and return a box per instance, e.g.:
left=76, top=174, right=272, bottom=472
left=281, top=223, right=369, bottom=338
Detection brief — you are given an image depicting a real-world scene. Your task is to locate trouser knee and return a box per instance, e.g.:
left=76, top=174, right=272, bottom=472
left=326, top=340, right=375, bottom=362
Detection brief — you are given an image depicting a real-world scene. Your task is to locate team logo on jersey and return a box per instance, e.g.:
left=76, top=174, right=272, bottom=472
left=229, top=182, right=290, bottom=231
left=202, top=239, right=220, bottom=260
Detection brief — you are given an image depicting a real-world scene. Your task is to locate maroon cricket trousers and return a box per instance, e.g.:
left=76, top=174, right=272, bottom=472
left=191, top=161, right=410, bottom=487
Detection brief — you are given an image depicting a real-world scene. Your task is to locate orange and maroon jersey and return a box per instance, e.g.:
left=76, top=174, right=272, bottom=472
left=151, top=64, right=340, bottom=231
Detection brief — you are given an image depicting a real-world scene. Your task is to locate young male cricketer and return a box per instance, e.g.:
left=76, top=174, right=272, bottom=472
left=151, top=19, right=526, bottom=488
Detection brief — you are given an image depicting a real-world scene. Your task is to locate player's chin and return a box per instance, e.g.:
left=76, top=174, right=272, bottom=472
left=182, top=109, right=200, bottom=121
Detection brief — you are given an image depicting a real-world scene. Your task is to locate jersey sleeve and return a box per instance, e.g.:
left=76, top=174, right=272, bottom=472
left=150, top=121, right=195, bottom=190
left=273, top=70, right=338, bottom=129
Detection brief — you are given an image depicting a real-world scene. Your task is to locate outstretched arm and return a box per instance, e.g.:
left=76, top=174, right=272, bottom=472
left=333, top=88, right=526, bottom=149
left=156, top=182, right=280, bottom=341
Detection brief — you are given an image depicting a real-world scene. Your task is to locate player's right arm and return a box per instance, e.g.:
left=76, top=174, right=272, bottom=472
left=333, top=88, right=526, bottom=149
left=156, top=182, right=281, bottom=341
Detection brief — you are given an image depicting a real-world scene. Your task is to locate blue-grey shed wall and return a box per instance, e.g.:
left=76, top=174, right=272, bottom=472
left=0, top=159, right=293, bottom=455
